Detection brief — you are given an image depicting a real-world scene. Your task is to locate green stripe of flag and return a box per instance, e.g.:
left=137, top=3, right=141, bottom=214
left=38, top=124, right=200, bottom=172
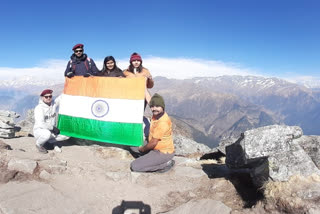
left=58, top=114, right=143, bottom=146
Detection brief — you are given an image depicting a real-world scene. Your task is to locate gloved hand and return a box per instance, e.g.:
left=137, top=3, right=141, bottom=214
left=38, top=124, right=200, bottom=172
left=83, top=72, right=91, bottom=77
left=66, top=72, right=74, bottom=78
left=52, top=126, right=60, bottom=135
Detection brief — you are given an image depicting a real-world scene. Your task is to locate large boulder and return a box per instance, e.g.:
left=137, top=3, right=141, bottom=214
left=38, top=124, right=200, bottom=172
left=173, top=134, right=211, bottom=157
left=295, top=135, right=320, bottom=168
left=225, top=125, right=320, bottom=186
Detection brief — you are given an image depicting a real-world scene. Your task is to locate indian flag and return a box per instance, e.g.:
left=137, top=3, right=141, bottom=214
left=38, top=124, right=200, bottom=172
left=57, top=76, right=146, bottom=146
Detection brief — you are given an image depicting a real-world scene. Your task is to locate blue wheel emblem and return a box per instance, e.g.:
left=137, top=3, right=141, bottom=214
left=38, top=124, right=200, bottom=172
left=91, top=100, right=109, bottom=118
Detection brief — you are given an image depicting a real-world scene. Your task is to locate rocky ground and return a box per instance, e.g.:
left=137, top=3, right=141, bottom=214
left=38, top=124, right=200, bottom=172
left=0, top=136, right=265, bottom=214
left=1, top=135, right=320, bottom=214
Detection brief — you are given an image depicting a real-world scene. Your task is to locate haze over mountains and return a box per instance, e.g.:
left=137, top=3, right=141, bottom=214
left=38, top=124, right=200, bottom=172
left=1, top=75, right=320, bottom=148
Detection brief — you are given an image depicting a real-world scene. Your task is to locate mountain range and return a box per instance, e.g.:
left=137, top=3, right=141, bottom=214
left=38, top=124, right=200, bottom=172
left=150, top=76, right=320, bottom=147
left=1, top=75, right=320, bottom=148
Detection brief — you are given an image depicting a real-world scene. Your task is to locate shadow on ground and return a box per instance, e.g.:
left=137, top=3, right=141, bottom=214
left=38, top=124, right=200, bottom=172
left=201, top=152, right=264, bottom=208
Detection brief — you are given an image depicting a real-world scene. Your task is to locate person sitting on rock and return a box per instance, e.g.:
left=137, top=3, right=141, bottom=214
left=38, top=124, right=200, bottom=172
left=130, top=93, right=175, bottom=173
left=33, top=89, right=69, bottom=153
left=64, top=43, right=99, bottom=78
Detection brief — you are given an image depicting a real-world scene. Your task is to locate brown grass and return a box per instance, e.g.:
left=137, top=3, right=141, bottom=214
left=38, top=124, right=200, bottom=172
left=263, top=174, right=320, bottom=213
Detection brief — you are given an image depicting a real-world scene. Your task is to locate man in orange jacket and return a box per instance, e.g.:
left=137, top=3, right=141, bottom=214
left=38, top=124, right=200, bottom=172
left=130, top=93, right=175, bottom=173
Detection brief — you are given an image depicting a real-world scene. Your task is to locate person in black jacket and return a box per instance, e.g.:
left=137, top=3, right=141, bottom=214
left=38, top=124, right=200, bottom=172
left=64, top=43, right=99, bottom=78
left=98, top=56, right=125, bottom=77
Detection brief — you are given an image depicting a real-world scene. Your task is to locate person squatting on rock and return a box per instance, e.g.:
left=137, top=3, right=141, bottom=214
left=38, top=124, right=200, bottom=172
left=130, top=93, right=175, bottom=173
left=33, top=89, right=69, bottom=153
left=64, top=43, right=99, bottom=78
left=98, top=56, right=125, bottom=77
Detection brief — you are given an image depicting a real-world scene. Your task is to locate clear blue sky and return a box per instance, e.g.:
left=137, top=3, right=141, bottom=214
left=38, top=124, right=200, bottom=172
left=1, top=0, right=319, bottom=77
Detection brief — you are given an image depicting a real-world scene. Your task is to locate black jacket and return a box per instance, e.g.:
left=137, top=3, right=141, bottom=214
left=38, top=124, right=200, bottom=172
left=64, top=54, right=99, bottom=76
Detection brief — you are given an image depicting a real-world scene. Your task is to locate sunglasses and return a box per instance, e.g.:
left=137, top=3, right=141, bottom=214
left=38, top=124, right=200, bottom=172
left=44, top=95, right=52, bottom=99
left=74, top=49, right=83, bottom=53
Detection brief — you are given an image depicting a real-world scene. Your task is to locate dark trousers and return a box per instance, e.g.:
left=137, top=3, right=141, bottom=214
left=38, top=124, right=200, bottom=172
left=130, top=141, right=174, bottom=172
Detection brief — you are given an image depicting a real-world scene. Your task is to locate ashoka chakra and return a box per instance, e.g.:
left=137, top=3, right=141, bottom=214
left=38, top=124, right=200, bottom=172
left=91, top=100, right=109, bottom=118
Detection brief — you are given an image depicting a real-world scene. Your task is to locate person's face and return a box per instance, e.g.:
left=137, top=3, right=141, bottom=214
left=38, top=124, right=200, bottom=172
left=42, top=93, right=53, bottom=105
left=131, top=60, right=141, bottom=68
left=74, top=48, right=83, bottom=57
left=150, top=105, right=164, bottom=117
left=106, top=60, right=115, bottom=70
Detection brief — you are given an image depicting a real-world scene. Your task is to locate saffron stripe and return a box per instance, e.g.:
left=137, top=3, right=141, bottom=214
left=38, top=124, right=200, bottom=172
left=63, top=76, right=146, bottom=100
left=57, top=114, right=143, bottom=146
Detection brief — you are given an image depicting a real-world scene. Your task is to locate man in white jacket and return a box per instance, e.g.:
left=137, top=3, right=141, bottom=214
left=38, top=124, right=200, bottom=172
left=33, top=89, right=69, bottom=153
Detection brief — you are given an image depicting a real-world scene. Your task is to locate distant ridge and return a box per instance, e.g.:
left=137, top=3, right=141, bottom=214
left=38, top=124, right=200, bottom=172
left=2, top=75, right=320, bottom=147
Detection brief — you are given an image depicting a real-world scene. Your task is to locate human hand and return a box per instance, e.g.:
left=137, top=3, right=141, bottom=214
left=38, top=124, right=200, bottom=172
left=66, top=72, right=74, bottom=78
left=83, top=73, right=91, bottom=77
left=52, top=126, right=60, bottom=135
left=138, top=146, right=144, bottom=153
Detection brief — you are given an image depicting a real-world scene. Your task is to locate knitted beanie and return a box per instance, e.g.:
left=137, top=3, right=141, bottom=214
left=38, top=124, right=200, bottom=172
left=130, top=52, right=142, bottom=62
left=149, top=93, right=165, bottom=110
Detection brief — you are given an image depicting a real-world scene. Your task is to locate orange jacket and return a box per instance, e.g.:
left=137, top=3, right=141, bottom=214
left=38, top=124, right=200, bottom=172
left=123, top=68, right=154, bottom=88
left=149, top=112, right=174, bottom=154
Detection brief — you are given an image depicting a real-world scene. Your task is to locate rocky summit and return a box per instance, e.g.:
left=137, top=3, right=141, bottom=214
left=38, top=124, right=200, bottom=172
left=1, top=123, right=320, bottom=214
left=0, top=137, right=239, bottom=214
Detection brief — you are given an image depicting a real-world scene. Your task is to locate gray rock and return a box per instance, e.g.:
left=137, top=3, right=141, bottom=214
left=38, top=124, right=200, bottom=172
left=0, top=110, right=20, bottom=126
left=0, top=160, right=17, bottom=183
left=0, top=121, right=13, bottom=129
left=0, top=140, right=12, bottom=150
left=217, top=137, right=238, bottom=155
left=0, top=128, right=15, bottom=138
left=164, top=199, right=232, bottom=214
left=105, top=171, right=131, bottom=182
left=38, top=159, right=67, bottom=174
left=308, top=207, right=320, bottom=214
left=39, top=170, right=51, bottom=180
left=7, top=158, right=38, bottom=174
left=296, top=183, right=320, bottom=200
left=0, top=110, right=20, bottom=118
left=226, top=125, right=320, bottom=184
left=0, top=110, right=20, bottom=139
left=174, top=166, right=207, bottom=178
left=296, top=135, right=320, bottom=168
left=174, top=134, right=211, bottom=156
left=16, top=109, right=34, bottom=135
left=0, top=181, right=87, bottom=214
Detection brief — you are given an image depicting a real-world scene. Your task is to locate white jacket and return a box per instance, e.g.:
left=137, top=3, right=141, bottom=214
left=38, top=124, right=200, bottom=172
left=33, top=96, right=61, bottom=132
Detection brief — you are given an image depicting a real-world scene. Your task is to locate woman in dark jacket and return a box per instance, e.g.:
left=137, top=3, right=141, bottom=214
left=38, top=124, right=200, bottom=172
left=99, top=56, right=125, bottom=77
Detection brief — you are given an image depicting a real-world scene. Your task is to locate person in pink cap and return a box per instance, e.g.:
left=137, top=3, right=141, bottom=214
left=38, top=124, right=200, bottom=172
left=64, top=43, right=99, bottom=78
left=33, top=89, right=69, bottom=153
left=123, top=52, right=154, bottom=88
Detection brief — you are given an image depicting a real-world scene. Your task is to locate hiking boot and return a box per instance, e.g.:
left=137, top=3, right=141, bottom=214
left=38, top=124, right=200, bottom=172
left=157, top=160, right=175, bottom=173
left=36, top=144, right=48, bottom=154
left=54, top=145, right=62, bottom=153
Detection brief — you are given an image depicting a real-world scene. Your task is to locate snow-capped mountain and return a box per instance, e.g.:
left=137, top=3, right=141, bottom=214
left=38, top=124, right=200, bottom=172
left=0, top=76, right=63, bottom=89
left=2, top=74, right=320, bottom=148
left=152, top=76, right=320, bottom=147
